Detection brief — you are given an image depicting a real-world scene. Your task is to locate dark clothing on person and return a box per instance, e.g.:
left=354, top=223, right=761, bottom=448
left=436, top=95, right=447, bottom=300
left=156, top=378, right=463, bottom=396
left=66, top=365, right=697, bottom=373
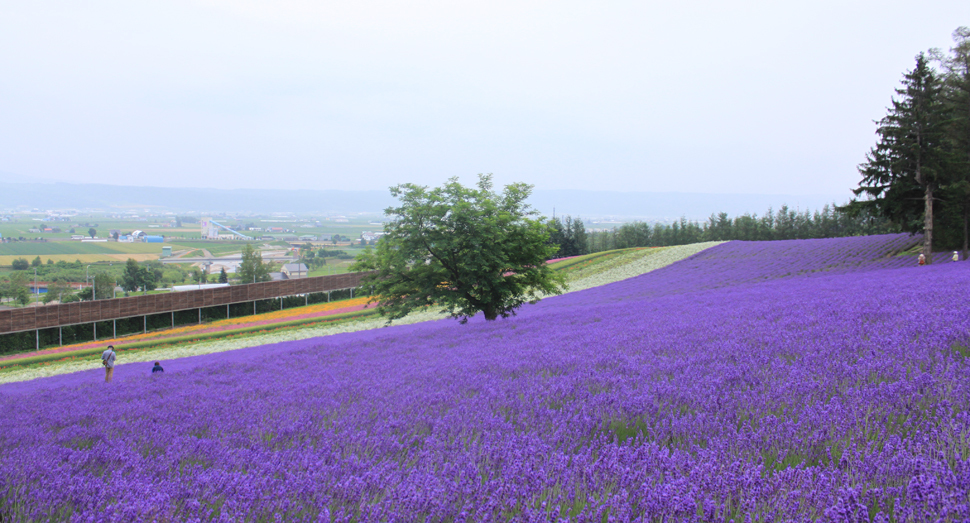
left=151, top=364, right=164, bottom=374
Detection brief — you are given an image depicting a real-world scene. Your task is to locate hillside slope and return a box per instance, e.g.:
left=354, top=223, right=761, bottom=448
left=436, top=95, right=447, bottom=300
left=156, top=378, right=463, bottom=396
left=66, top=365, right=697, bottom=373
left=3, top=234, right=968, bottom=520
left=0, top=242, right=721, bottom=383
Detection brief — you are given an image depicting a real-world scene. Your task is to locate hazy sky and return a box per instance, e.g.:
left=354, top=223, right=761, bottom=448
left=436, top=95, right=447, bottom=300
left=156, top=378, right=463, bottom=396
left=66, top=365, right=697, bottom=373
left=1, top=1, right=968, bottom=199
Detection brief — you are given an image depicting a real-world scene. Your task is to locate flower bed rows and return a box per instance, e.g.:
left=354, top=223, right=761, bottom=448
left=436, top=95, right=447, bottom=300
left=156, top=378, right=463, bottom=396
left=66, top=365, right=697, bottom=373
left=0, top=307, right=414, bottom=386
left=4, top=235, right=970, bottom=520
left=0, top=297, right=373, bottom=363
left=0, top=244, right=716, bottom=379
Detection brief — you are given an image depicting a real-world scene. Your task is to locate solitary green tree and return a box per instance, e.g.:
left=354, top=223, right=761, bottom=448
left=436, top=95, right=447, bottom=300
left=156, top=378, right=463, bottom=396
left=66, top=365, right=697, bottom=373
left=80, top=272, right=114, bottom=300
left=238, top=244, right=271, bottom=283
left=88, top=227, right=97, bottom=238
left=94, top=273, right=113, bottom=299
left=121, top=258, right=142, bottom=293
left=31, top=256, right=42, bottom=267
left=192, top=267, right=209, bottom=285
left=139, top=267, right=157, bottom=291
left=11, top=258, right=29, bottom=270
left=352, top=174, right=566, bottom=323
left=43, top=281, right=75, bottom=304
left=299, top=242, right=316, bottom=266
left=219, top=267, right=229, bottom=283
left=1, top=272, right=31, bottom=306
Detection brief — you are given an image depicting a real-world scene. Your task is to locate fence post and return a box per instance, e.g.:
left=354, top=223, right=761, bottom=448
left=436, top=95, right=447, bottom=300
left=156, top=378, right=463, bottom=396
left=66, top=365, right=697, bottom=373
left=36, top=330, right=39, bottom=350
left=94, top=322, right=97, bottom=341
left=227, top=304, right=230, bottom=319
left=144, top=316, right=147, bottom=333
left=113, top=320, right=116, bottom=338
left=59, top=327, right=62, bottom=346
left=198, top=308, right=202, bottom=324
left=171, top=312, right=174, bottom=328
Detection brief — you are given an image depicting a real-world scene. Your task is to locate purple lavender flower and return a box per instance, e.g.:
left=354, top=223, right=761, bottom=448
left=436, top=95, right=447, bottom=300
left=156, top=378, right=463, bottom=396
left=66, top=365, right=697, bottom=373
left=2, top=234, right=969, bottom=521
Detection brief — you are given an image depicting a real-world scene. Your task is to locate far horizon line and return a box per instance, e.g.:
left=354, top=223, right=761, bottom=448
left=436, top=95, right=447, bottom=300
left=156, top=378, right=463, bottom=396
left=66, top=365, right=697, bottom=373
left=0, top=178, right=849, bottom=199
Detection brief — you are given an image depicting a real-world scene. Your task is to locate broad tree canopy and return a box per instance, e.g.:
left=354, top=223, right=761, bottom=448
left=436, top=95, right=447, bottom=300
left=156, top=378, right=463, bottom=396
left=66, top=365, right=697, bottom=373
left=353, top=174, right=565, bottom=323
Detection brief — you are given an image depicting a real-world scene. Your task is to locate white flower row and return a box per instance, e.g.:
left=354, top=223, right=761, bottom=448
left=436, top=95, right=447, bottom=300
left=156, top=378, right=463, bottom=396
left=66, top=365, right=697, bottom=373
left=560, top=242, right=724, bottom=293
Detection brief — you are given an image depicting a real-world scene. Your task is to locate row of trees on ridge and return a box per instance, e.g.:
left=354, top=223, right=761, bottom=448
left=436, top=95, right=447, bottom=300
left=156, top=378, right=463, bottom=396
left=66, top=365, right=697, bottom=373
left=546, top=204, right=898, bottom=257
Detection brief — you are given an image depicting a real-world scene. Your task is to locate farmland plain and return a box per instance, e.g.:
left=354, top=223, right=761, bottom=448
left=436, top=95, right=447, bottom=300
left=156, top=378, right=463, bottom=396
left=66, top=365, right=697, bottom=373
left=0, top=242, right=169, bottom=266
left=2, top=234, right=967, bottom=521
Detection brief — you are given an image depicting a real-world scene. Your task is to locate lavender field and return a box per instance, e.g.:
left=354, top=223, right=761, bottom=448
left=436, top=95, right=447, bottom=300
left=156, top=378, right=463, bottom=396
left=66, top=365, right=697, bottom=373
left=3, top=234, right=970, bottom=522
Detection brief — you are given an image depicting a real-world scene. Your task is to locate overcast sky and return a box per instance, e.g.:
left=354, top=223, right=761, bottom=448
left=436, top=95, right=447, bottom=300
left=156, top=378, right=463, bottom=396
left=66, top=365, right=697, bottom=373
left=1, top=1, right=967, bottom=200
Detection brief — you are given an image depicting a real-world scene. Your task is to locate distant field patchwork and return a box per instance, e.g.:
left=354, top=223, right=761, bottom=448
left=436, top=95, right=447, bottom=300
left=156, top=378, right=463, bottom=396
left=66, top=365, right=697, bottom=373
left=0, top=241, right=169, bottom=265
left=0, top=242, right=165, bottom=256
left=0, top=253, right=158, bottom=264
left=166, top=242, right=258, bottom=256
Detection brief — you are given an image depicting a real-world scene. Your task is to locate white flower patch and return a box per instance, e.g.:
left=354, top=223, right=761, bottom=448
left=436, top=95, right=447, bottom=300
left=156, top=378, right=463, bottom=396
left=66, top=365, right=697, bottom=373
left=560, top=242, right=724, bottom=294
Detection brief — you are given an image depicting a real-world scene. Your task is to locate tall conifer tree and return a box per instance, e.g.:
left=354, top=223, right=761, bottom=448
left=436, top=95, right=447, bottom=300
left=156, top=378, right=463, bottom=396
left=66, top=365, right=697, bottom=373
left=852, top=54, right=949, bottom=262
left=935, top=27, right=970, bottom=259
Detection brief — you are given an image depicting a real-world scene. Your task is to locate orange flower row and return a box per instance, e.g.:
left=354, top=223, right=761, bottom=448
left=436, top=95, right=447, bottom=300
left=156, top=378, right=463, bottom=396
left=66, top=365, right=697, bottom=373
left=50, top=296, right=372, bottom=350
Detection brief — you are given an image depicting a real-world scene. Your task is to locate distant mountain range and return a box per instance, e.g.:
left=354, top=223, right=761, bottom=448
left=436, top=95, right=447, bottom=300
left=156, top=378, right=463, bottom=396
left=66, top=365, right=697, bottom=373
left=0, top=180, right=850, bottom=222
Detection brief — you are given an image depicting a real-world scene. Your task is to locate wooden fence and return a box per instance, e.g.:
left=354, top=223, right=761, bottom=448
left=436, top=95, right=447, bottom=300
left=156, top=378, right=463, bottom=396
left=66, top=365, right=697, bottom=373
left=0, top=272, right=372, bottom=335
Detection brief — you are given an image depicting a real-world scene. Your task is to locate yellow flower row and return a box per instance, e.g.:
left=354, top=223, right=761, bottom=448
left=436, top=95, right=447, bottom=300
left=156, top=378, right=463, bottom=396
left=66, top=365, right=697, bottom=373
left=218, top=296, right=370, bottom=326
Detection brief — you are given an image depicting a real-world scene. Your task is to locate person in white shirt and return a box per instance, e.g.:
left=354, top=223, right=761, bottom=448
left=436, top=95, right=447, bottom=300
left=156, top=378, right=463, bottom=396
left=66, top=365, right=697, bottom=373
left=101, top=345, right=116, bottom=383
left=953, top=251, right=960, bottom=262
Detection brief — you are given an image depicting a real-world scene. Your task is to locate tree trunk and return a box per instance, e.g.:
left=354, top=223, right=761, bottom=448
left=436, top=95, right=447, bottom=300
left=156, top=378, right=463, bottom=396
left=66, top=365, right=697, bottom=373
left=483, top=304, right=498, bottom=321
left=964, top=209, right=968, bottom=262
left=923, top=184, right=934, bottom=264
